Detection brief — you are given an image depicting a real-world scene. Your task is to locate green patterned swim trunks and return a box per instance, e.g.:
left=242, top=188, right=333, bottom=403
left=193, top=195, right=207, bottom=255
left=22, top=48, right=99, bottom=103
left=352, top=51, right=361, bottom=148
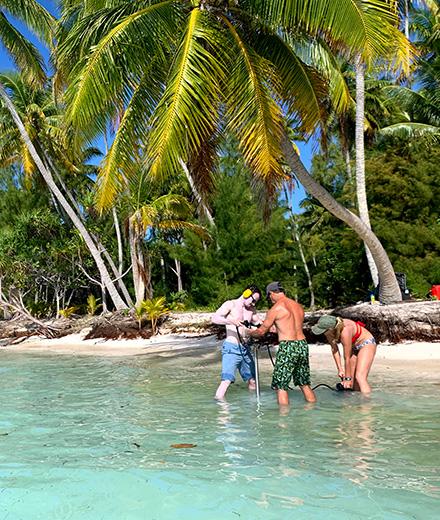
left=271, top=339, right=311, bottom=390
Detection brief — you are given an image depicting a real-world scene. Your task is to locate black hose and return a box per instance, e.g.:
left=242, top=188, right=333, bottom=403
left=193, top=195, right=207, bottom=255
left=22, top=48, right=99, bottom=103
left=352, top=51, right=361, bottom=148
left=235, top=326, right=254, bottom=366
left=312, top=383, right=336, bottom=391
left=239, top=329, right=340, bottom=393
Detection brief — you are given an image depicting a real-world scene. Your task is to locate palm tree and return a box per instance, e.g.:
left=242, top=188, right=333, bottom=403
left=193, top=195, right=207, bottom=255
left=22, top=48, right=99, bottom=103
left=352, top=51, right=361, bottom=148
left=355, top=0, right=437, bottom=287
left=0, top=72, right=133, bottom=309
left=57, top=0, right=411, bottom=303
left=119, top=174, right=207, bottom=305
left=354, top=55, right=380, bottom=287
left=0, top=1, right=130, bottom=310
left=380, top=5, right=440, bottom=141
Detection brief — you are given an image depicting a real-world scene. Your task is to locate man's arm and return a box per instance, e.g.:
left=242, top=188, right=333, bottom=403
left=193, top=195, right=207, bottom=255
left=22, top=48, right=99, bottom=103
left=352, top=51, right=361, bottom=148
left=212, top=300, right=240, bottom=326
left=248, top=307, right=277, bottom=337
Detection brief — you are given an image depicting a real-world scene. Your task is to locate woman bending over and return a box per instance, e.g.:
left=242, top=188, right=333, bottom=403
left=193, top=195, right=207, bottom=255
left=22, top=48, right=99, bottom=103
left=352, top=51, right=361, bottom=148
left=312, top=315, right=377, bottom=394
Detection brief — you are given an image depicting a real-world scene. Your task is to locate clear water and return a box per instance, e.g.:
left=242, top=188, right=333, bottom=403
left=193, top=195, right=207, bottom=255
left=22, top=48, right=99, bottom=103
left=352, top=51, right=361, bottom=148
left=0, top=349, right=439, bottom=519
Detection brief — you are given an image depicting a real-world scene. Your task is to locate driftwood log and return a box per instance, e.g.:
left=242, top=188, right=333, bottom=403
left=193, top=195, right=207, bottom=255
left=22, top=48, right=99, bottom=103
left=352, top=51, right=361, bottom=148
left=0, top=301, right=438, bottom=345
left=160, top=301, right=440, bottom=344
left=304, top=301, right=440, bottom=343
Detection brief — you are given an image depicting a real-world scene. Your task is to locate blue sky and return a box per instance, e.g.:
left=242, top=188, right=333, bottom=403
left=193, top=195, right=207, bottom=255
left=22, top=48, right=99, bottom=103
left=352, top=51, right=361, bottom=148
left=0, top=0, right=314, bottom=212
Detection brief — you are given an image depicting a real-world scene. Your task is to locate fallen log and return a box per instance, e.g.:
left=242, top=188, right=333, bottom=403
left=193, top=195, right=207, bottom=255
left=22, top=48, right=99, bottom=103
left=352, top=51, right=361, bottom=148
left=305, top=301, right=440, bottom=343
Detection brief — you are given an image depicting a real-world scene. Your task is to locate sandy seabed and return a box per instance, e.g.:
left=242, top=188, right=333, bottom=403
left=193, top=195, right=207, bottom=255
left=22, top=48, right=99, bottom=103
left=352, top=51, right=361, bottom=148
left=2, top=332, right=440, bottom=377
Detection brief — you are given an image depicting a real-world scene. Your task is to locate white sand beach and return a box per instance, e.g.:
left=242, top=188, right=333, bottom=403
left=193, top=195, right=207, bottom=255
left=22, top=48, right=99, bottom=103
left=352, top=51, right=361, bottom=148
left=2, top=332, right=440, bottom=376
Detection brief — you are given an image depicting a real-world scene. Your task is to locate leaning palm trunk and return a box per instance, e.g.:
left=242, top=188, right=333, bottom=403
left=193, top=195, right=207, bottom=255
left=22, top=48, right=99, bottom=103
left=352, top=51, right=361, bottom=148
left=112, top=208, right=124, bottom=275
left=179, top=158, right=215, bottom=227
left=355, top=57, right=379, bottom=287
left=281, top=135, right=401, bottom=304
left=46, top=153, right=133, bottom=307
left=0, top=83, right=128, bottom=310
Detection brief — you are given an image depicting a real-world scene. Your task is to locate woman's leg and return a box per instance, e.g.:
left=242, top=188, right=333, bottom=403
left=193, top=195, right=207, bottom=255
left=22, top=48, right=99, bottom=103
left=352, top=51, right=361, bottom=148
left=349, top=354, right=360, bottom=390
left=354, top=344, right=377, bottom=394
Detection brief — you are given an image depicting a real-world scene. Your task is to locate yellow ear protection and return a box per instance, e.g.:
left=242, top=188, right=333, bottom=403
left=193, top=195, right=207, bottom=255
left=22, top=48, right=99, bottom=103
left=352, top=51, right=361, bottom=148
left=242, top=288, right=253, bottom=299
left=242, top=284, right=261, bottom=300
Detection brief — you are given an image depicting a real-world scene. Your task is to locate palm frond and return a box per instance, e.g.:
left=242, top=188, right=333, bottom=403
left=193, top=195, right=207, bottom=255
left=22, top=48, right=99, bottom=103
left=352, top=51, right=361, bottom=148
left=383, top=85, right=440, bottom=125
left=149, top=193, right=194, bottom=218
left=146, top=8, right=224, bottom=181
left=96, top=70, right=164, bottom=211
left=254, top=0, right=413, bottom=68
left=379, top=122, right=440, bottom=143
left=221, top=16, right=285, bottom=182
left=21, top=141, right=35, bottom=186
left=61, top=0, right=177, bottom=142
left=292, top=37, right=351, bottom=116
left=255, top=32, right=329, bottom=133
left=0, top=13, right=46, bottom=84
left=153, top=219, right=208, bottom=238
left=1, top=0, right=55, bottom=45
left=185, top=134, right=218, bottom=205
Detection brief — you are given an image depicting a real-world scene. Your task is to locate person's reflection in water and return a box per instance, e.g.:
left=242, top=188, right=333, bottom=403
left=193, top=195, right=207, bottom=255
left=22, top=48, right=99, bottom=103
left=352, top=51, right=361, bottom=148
left=336, top=400, right=378, bottom=485
left=215, top=400, right=244, bottom=464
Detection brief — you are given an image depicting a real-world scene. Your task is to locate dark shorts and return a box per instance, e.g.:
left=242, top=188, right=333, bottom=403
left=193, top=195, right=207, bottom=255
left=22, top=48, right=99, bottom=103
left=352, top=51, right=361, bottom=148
left=271, top=339, right=311, bottom=390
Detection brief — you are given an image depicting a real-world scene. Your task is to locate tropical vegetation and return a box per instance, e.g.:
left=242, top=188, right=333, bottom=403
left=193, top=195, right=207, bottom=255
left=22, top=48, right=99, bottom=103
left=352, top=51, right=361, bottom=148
left=0, top=0, right=439, bottom=321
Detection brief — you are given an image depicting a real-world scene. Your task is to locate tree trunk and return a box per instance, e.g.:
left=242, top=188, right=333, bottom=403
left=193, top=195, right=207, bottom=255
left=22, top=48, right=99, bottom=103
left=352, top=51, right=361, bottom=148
left=344, top=148, right=352, bottom=181
left=281, top=135, right=401, bottom=304
left=175, top=258, right=183, bottom=292
left=160, top=256, right=166, bottom=288
left=174, top=258, right=183, bottom=292
left=284, top=186, right=315, bottom=309
left=128, top=220, right=146, bottom=307
left=404, top=0, right=409, bottom=40
left=179, top=158, right=215, bottom=227
left=47, top=156, right=133, bottom=307
left=112, top=207, right=124, bottom=275
left=292, top=219, right=315, bottom=310
left=100, top=248, right=133, bottom=307
left=355, top=56, right=379, bottom=287
left=0, top=83, right=128, bottom=310
left=144, top=252, right=153, bottom=300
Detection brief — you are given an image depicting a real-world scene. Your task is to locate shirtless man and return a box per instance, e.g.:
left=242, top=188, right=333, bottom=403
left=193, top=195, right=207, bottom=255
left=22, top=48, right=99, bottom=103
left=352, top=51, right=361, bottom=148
left=211, top=285, right=262, bottom=400
left=248, top=282, right=316, bottom=406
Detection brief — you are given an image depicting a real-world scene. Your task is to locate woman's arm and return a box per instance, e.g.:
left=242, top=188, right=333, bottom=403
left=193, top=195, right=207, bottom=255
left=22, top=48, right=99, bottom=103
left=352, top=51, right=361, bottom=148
left=325, top=331, right=344, bottom=378
left=340, top=330, right=353, bottom=388
left=330, top=341, right=344, bottom=378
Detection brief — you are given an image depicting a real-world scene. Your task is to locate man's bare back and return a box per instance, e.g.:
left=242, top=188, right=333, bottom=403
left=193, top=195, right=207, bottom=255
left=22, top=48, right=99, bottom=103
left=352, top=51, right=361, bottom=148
left=255, top=295, right=305, bottom=341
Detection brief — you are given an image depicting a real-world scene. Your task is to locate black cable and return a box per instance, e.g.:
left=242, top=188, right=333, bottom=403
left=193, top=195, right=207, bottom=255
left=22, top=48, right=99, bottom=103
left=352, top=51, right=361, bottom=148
left=235, top=326, right=254, bottom=367
left=312, top=383, right=336, bottom=391
left=266, top=344, right=275, bottom=366
left=239, top=327, right=342, bottom=393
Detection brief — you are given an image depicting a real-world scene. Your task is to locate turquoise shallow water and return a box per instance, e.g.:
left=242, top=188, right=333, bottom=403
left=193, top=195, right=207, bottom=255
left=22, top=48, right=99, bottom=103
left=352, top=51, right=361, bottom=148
left=0, top=349, right=439, bottom=520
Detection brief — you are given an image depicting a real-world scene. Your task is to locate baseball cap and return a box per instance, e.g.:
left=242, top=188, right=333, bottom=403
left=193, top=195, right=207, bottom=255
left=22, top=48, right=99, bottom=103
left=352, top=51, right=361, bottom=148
left=266, top=281, right=284, bottom=297
left=311, top=315, right=338, bottom=335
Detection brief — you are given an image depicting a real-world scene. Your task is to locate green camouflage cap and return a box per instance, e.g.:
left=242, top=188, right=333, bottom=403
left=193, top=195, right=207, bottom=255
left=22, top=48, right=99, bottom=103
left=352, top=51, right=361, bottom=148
left=311, top=315, right=338, bottom=335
